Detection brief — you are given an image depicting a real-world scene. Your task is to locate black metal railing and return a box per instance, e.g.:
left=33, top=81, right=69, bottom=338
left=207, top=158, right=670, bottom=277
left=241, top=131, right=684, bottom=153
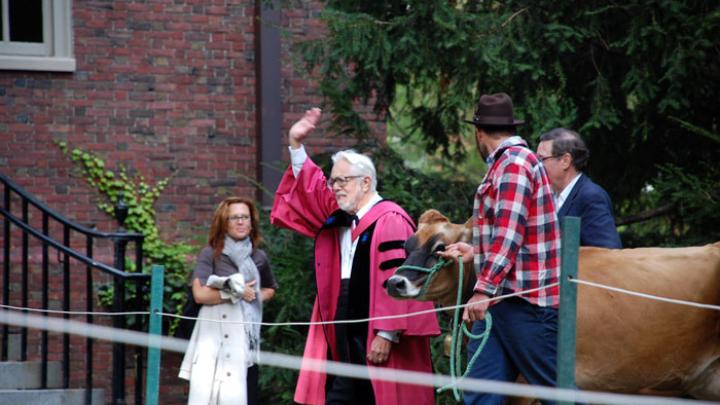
left=0, top=172, right=151, bottom=405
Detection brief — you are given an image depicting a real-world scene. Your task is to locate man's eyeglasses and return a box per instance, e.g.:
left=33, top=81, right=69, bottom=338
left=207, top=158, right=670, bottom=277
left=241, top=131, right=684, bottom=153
left=538, top=155, right=561, bottom=163
left=228, top=215, right=251, bottom=223
left=327, top=175, right=363, bottom=188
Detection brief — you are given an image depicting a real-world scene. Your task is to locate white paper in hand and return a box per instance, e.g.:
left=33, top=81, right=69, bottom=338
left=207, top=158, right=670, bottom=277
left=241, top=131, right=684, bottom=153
left=206, top=274, right=229, bottom=290
left=227, top=272, right=246, bottom=296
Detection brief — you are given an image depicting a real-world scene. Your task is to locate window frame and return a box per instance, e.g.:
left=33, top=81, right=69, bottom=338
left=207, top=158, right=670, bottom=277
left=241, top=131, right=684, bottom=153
left=0, top=0, right=75, bottom=72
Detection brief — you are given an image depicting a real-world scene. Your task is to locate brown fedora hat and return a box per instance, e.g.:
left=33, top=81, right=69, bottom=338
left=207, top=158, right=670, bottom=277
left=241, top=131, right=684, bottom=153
left=465, top=93, right=525, bottom=127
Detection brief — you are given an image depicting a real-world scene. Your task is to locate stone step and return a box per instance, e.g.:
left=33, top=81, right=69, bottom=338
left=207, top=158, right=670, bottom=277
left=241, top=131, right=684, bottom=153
left=0, top=361, right=62, bottom=389
left=0, top=388, right=104, bottom=405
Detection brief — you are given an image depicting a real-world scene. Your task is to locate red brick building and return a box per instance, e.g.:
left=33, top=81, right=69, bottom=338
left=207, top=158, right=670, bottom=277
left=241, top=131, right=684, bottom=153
left=0, top=1, right=385, bottom=403
left=1, top=0, right=384, bottom=234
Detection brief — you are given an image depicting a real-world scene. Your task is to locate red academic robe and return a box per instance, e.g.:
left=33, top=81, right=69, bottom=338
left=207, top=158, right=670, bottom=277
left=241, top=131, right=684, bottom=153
left=271, top=158, right=440, bottom=405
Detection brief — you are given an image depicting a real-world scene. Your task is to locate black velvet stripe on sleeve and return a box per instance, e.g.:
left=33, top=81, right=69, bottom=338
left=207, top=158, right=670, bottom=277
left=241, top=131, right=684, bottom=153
left=379, top=258, right=406, bottom=271
left=378, top=240, right=405, bottom=252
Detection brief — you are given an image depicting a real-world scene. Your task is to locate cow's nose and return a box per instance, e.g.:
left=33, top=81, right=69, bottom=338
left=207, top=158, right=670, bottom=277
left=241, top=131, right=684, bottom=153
left=390, top=277, right=406, bottom=291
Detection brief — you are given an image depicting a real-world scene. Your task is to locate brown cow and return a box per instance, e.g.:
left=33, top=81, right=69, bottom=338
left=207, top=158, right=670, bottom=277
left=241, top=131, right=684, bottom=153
left=386, top=209, right=720, bottom=400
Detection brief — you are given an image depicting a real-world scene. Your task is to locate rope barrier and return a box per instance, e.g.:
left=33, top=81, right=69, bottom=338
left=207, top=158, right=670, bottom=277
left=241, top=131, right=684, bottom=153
left=4, top=275, right=719, bottom=326
left=0, top=303, right=148, bottom=316
left=0, top=283, right=558, bottom=326
left=0, top=308, right=714, bottom=405
left=569, top=277, right=720, bottom=311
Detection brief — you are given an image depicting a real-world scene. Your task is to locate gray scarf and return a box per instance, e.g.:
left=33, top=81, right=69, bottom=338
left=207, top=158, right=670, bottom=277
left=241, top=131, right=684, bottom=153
left=223, top=235, right=262, bottom=364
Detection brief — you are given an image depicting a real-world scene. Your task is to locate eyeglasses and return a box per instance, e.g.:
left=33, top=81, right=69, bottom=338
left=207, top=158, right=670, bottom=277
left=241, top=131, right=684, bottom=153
left=326, top=175, right=364, bottom=188
left=228, top=215, right=251, bottom=223
left=538, top=155, right=561, bottom=163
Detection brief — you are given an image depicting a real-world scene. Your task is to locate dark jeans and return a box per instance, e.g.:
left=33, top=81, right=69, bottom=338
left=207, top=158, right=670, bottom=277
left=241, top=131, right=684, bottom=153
left=464, top=297, right=558, bottom=405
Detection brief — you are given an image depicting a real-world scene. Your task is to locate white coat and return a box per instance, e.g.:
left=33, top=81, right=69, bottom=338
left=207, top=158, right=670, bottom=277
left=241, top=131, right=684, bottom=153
left=179, top=301, right=248, bottom=405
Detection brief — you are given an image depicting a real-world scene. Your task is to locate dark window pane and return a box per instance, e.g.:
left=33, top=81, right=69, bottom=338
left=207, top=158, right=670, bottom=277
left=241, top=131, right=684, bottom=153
left=1, top=5, right=4, bottom=41
left=9, top=0, right=44, bottom=43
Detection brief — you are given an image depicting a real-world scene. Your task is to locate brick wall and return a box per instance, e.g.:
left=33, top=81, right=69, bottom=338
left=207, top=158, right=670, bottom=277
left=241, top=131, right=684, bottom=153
left=0, top=1, right=386, bottom=403
left=1, top=0, right=385, bottom=239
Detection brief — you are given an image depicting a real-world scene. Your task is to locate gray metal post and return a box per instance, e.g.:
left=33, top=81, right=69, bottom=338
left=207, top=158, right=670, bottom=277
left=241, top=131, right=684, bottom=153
left=557, top=216, right=580, bottom=405
left=145, top=265, right=165, bottom=405
left=255, top=0, right=282, bottom=207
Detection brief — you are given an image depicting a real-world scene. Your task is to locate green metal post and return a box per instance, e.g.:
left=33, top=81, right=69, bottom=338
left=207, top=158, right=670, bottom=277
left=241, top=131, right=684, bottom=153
left=145, top=265, right=164, bottom=405
left=557, top=216, right=580, bottom=405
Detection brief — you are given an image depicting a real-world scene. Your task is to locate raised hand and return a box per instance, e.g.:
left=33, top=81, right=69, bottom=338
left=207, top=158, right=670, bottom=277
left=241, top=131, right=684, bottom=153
left=289, top=107, right=322, bottom=149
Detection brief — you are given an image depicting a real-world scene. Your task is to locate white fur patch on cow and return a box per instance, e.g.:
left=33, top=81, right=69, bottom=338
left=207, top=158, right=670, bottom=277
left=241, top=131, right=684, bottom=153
left=387, top=275, right=421, bottom=297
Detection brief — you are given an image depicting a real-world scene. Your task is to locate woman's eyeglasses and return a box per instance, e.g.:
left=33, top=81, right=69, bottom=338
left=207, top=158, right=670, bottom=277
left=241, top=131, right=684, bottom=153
left=228, top=215, right=251, bottom=223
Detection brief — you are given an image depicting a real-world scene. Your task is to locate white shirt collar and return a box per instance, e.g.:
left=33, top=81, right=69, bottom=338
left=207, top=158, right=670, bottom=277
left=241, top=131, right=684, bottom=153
left=556, top=173, right=582, bottom=211
left=339, top=192, right=380, bottom=280
left=355, top=192, right=382, bottom=221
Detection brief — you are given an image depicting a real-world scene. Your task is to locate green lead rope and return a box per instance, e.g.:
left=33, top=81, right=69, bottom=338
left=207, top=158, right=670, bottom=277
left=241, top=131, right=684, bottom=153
left=393, top=257, right=492, bottom=401
left=436, top=259, right=492, bottom=402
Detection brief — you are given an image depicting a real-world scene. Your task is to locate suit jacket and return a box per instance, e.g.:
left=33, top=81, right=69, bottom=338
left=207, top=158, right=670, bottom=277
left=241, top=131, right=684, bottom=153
left=558, top=174, right=622, bottom=248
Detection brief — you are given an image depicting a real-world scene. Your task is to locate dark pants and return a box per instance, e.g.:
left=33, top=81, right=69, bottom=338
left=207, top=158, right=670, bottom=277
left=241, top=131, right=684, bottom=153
left=464, top=297, right=558, bottom=405
left=247, top=364, right=258, bottom=405
left=326, top=280, right=375, bottom=405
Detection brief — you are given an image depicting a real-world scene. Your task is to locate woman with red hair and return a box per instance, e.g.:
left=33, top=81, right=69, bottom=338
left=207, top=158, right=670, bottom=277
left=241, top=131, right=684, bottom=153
left=180, top=197, right=278, bottom=405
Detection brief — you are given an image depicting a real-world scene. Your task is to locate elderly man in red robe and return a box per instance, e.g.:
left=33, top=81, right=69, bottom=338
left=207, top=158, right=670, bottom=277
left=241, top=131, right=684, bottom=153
left=271, top=108, right=440, bottom=405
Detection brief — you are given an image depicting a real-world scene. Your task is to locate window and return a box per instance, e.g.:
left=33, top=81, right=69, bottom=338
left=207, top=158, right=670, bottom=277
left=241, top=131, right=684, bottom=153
left=0, top=0, right=75, bottom=72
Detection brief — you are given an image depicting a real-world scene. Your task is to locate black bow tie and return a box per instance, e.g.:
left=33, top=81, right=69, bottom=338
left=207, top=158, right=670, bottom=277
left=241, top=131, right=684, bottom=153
left=325, top=210, right=359, bottom=228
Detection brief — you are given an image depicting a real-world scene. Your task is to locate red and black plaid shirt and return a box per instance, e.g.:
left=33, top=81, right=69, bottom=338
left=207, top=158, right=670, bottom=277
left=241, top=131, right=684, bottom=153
left=472, top=136, right=561, bottom=308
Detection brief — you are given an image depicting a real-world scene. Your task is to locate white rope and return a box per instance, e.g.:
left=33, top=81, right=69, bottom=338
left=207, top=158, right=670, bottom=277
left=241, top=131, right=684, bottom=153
left=160, top=281, right=561, bottom=326
left=0, top=303, right=147, bottom=316
left=0, top=283, right=559, bottom=326
left=0, top=308, right=713, bottom=405
left=7, top=277, right=720, bottom=327
left=570, top=277, right=720, bottom=311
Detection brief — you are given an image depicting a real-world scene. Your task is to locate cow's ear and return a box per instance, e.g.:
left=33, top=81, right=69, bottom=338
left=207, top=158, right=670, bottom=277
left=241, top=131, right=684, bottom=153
left=460, top=217, right=473, bottom=242
left=418, top=209, right=448, bottom=226
left=463, top=216, right=473, bottom=230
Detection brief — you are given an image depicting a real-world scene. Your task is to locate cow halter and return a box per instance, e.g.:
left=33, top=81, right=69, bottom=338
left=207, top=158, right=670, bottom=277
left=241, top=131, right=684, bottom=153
left=393, top=257, right=450, bottom=299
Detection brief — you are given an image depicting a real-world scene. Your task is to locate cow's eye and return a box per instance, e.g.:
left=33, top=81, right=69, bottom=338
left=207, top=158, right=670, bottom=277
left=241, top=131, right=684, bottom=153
left=434, top=243, right=446, bottom=253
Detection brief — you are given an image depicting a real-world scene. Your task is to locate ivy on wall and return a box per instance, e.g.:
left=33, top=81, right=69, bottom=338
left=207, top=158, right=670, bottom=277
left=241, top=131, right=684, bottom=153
left=56, top=141, right=193, bottom=331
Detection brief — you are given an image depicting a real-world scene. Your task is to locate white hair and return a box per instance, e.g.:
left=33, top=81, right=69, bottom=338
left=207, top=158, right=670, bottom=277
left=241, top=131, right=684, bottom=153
left=331, top=149, right=378, bottom=192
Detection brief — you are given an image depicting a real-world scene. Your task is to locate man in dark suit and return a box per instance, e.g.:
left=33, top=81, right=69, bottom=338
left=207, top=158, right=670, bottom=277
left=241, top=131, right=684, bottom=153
left=537, top=128, right=622, bottom=248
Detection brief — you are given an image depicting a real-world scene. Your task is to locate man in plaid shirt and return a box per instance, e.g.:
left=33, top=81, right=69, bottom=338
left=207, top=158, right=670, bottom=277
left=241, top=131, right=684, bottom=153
left=440, top=93, right=561, bottom=404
